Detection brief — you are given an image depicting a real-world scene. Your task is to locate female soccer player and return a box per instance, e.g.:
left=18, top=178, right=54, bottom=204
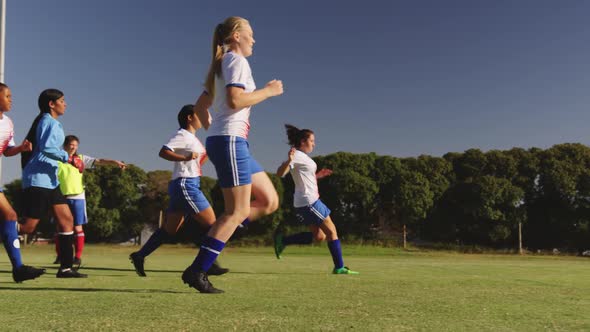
left=129, top=105, right=228, bottom=277
left=0, top=83, right=46, bottom=282
left=19, top=89, right=87, bottom=278
left=53, top=134, right=126, bottom=269
left=186, top=16, right=284, bottom=293
left=274, top=124, right=358, bottom=275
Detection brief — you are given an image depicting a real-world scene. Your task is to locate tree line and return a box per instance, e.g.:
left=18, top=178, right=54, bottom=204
left=5, top=143, right=590, bottom=252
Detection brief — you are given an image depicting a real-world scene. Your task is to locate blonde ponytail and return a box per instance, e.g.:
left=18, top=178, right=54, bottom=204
left=203, top=17, right=249, bottom=97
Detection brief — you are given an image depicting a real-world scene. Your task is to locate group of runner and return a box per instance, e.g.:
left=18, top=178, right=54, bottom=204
left=0, top=16, right=358, bottom=293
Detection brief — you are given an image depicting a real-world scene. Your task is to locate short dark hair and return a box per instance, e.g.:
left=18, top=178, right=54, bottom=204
left=64, top=135, right=80, bottom=146
left=177, top=104, right=195, bottom=129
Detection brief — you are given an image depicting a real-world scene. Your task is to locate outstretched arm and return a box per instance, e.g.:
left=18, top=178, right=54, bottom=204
left=316, top=168, right=333, bottom=180
left=94, top=159, right=126, bottom=169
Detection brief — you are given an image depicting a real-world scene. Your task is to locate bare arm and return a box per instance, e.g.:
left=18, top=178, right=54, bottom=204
left=276, top=147, right=296, bottom=177
left=159, top=147, right=197, bottom=162
left=316, top=168, right=333, bottom=179
left=3, top=139, right=32, bottom=157
left=94, top=159, right=126, bottom=169
left=227, top=79, right=283, bottom=110
left=194, top=92, right=213, bottom=130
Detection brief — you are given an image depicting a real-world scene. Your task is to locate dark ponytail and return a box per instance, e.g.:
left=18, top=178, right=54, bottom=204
left=21, top=89, right=64, bottom=169
left=285, top=124, right=314, bottom=148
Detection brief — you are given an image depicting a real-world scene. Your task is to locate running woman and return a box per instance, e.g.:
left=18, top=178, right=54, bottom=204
left=186, top=16, right=284, bottom=293
left=129, top=105, right=228, bottom=277
left=274, top=124, right=358, bottom=275
left=0, top=83, right=46, bottom=282
left=19, top=89, right=87, bottom=278
left=52, top=134, right=126, bottom=269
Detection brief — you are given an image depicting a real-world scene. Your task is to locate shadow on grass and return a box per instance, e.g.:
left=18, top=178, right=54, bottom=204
left=225, top=271, right=316, bottom=275
left=0, top=286, right=186, bottom=294
left=38, top=266, right=184, bottom=274
left=78, top=268, right=298, bottom=275
left=4, top=268, right=310, bottom=276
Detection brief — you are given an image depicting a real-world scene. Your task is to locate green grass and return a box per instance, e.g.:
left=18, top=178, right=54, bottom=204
left=1, top=244, right=589, bottom=331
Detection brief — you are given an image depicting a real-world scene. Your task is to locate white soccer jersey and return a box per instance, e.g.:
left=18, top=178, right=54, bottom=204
left=289, top=150, right=320, bottom=207
left=208, top=51, right=256, bottom=139
left=0, top=114, right=16, bottom=156
left=163, top=129, right=207, bottom=179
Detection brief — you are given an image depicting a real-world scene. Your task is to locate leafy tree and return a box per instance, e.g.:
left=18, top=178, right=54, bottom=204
left=396, top=170, right=434, bottom=226
left=450, top=149, right=487, bottom=182
left=526, top=144, right=590, bottom=250
left=315, top=152, right=379, bottom=236
left=371, top=156, right=403, bottom=235
left=86, top=164, right=147, bottom=240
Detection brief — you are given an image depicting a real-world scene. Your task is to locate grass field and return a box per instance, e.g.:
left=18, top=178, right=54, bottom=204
left=0, top=244, right=588, bottom=331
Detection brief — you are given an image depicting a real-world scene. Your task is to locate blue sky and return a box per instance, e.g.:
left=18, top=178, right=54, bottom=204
left=2, top=0, right=590, bottom=184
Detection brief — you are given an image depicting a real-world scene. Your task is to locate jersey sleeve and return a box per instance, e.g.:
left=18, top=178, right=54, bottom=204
left=7, top=135, right=15, bottom=149
left=222, top=54, right=250, bottom=89
left=289, top=152, right=304, bottom=169
left=163, top=131, right=184, bottom=151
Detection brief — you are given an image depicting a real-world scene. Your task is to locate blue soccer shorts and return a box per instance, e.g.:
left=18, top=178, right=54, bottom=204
left=206, top=135, right=264, bottom=188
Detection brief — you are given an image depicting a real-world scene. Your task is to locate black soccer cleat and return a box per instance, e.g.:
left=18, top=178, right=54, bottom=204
left=207, top=260, right=229, bottom=276
left=182, top=268, right=224, bottom=294
left=52, top=256, right=60, bottom=264
left=12, top=265, right=46, bottom=283
left=129, top=252, right=146, bottom=277
left=56, top=269, right=88, bottom=278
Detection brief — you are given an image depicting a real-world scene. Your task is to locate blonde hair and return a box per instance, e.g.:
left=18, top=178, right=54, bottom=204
left=204, top=16, right=250, bottom=97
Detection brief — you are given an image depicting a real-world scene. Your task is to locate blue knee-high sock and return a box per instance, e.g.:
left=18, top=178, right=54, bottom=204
left=190, top=236, right=225, bottom=273
left=1, top=221, right=23, bottom=269
left=137, top=229, right=169, bottom=258
left=327, top=239, right=344, bottom=269
left=283, top=232, right=313, bottom=246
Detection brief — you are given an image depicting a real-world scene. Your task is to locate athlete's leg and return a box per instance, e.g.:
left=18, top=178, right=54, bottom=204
left=319, top=216, right=357, bottom=274
left=74, top=225, right=84, bottom=262
left=0, top=194, right=23, bottom=269
left=71, top=199, right=88, bottom=264
left=318, top=216, right=338, bottom=241
left=18, top=218, right=40, bottom=234
left=191, top=207, right=215, bottom=228
left=190, top=207, right=229, bottom=276
left=248, top=171, right=279, bottom=222
left=52, top=203, right=86, bottom=277
left=0, top=193, right=46, bottom=282
left=310, top=225, right=326, bottom=242
left=190, top=184, right=251, bottom=272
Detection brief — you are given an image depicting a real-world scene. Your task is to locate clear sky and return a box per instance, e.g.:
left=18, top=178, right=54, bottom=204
left=2, top=0, right=590, bottom=184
